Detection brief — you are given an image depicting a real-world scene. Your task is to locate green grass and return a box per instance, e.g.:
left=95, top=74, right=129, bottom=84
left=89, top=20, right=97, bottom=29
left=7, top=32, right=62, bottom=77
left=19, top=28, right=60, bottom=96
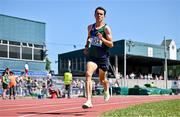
left=100, top=99, right=180, bottom=117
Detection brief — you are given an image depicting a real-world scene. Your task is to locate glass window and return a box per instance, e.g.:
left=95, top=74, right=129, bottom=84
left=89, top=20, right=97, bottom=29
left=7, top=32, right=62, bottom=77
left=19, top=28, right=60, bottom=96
left=22, top=43, right=27, bottom=46
left=0, top=44, right=7, bottom=57
left=22, top=47, right=32, bottom=60
left=9, top=46, right=20, bottom=59
left=61, top=59, right=64, bottom=69
left=78, top=58, right=80, bottom=70
left=81, top=58, right=84, bottom=71
left=2, top=40, right=7, bottom=44
left=9, top=41, right=20, bottom=46
left=73, top=59, right=76, bottom=70
left=64, top=59, right=67, bottom=69
left=34, top=49, right=43, bottom=60
left=34, top=44, right=43, bottom=49
left=28, top=43, right=33, bottom=47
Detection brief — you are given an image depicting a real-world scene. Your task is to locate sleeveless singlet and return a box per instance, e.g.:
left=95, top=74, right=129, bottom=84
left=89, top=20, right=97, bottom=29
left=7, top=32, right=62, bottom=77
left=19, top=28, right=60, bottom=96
left=88, top=23, right=109, bottom=59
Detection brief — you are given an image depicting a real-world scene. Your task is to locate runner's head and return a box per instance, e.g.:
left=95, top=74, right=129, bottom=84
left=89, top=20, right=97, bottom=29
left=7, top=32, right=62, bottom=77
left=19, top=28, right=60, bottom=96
left=95, top=7, right=106, bottom=16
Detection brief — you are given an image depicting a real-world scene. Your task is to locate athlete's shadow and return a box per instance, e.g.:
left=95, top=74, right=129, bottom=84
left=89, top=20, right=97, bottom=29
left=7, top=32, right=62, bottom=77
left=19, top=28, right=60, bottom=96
left=19, top=110, right=96, bottom=116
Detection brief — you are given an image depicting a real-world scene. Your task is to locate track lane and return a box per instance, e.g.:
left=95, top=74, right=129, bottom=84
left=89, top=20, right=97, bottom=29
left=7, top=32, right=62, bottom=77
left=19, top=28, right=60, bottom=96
left=0, top=95, right=179, bottom=117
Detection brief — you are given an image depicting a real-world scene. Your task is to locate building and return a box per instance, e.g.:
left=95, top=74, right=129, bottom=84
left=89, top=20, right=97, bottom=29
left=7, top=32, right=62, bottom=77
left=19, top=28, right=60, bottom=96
left=0, top=14, right=47, bottom=76
left=58, top=39, right=180, bottom=80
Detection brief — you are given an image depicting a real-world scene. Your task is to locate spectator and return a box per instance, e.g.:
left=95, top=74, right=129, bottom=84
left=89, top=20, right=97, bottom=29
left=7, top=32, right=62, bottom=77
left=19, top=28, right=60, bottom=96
left=9, top=71, right=16, bottom=100
left=92, top=80, right=96, bottom=95
left=26, top=77, right=32, bottom=95
left=48, top=84, right=61, bottom=98
left=150, top=82, right=156, bottom=88
left=16, top=76, right=23, bottom=96
left=130, top=72, right=135, bottom=79
left=24, top=63, right=29, bottom=77
left=47, top=74, right=53, bottom=88
left=2, top=68, right=10, bottom=99
left=41, top=78, right=48, bottom=98
left=171, top=81, right=179, bottom=95
left=79, top=80, right=85, bottom=95
left=31, top=79, right=38, bottom=94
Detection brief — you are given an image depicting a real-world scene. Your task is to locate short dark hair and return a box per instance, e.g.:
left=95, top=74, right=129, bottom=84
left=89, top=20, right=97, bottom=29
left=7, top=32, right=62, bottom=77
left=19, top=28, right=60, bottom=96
left=10, top=71, right=14, bottom=75
left=95, top=7, right=106, bottom=16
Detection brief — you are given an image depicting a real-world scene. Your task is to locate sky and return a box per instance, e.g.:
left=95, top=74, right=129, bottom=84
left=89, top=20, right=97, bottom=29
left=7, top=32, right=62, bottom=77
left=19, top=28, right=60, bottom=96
left=0, top=0, right=180, bottom=74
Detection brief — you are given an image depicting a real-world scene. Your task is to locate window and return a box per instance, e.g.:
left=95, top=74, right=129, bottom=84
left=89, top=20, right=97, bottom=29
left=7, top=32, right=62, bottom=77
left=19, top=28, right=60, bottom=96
left=34, top=49, right=43, bottom=60
left=9, top=46, right=20, bottom=59
left=22, top=43, right=27, bottom=46
left=81, top=58, right=84, bottom=71
left=9, top=41, right=20, bottom=46
left=2, top=40, right=7, bottom=44
left=22, top=47, right=32, bottom=60
left=34, top=44, right=43, bottom=49
left=73, top=59, right=76, bottom=70
left=78, top=58, right=80, bottom=70
left=28, top=43, right=33, bottom=47
left=0, top=44, right=7, bottom=57
left=61, top=59, right=64, bottom=69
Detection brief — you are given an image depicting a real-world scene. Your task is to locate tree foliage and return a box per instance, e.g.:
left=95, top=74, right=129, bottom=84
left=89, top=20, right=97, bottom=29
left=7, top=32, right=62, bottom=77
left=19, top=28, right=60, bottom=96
left=45, top=57, right=51, bottom=72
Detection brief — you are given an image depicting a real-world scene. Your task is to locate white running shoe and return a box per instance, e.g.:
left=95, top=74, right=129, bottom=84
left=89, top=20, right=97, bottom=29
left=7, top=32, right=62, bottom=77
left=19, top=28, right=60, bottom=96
left=104, top=91, right=110, bottom=102
left=82, top=101, right=93, bottom=109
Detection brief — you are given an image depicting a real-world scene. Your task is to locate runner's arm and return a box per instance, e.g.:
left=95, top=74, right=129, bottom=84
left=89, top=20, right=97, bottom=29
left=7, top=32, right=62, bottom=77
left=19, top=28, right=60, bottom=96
left=97, top=25, right=113, bottom=48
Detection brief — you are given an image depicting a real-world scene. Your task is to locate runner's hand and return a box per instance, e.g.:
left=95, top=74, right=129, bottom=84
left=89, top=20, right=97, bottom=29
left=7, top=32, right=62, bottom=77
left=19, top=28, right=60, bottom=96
left=96, top=32, right=103, bottom=40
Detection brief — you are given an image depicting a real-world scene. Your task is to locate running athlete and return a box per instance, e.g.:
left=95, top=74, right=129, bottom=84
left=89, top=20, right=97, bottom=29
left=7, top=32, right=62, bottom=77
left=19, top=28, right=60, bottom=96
left=82, top=7, right=113, bottom=109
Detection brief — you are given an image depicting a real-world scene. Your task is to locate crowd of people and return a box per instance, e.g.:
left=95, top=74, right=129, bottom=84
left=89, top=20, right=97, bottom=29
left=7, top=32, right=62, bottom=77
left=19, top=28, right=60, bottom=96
left=0, top=67, right=87, bottom=100
left=1, top=68, right=16, bottom=99
left=114, top=72, right=180, bottom=81
left=0, top=68, right=59, bottom=100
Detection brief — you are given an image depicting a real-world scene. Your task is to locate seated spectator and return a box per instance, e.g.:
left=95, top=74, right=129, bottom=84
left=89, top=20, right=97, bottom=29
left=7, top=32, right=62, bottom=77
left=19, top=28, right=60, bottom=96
left=48, top=84, right=61, bottom=98
left=41, top=82, right=47, bottom=98
left=130, top=72, right=135, bottom=79
left=150, top=82, right=156, bottom=88
left=171, top=81, right=179, bottom=95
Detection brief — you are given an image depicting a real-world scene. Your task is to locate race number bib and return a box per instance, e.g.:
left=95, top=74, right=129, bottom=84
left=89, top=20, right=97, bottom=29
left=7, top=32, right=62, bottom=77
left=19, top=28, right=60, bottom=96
left=90, top=36, right=102, bottom=47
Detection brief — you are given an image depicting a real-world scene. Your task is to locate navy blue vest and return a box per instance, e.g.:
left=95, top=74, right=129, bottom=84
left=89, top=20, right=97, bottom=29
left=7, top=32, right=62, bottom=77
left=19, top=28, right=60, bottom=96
left=88, top=23, right=109, bottom=59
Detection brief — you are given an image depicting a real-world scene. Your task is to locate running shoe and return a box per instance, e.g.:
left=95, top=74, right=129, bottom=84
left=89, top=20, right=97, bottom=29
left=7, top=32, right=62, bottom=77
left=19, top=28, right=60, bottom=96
left=82, top=101, right=93, bottom=109
left=104, top=91, right=110, bottom=102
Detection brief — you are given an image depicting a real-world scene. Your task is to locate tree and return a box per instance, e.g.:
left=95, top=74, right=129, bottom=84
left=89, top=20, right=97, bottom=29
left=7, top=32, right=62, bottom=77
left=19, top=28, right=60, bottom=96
left=45, top=57, right=51, bottom=72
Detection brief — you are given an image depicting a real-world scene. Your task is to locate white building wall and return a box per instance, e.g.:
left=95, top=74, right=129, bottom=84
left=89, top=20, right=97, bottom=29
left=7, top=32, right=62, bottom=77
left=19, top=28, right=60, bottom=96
left=169, top=40, right=177, bottom=60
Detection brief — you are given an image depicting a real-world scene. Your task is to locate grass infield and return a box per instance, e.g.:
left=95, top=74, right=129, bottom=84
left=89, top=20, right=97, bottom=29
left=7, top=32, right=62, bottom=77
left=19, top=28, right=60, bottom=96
left=100, top=99, right=180, bottom=117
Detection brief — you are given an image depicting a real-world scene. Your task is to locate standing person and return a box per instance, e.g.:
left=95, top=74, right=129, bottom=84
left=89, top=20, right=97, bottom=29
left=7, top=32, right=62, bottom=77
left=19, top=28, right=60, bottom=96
left=47, top=74, right=53, bottom=88
left=2, top=68, right=10, bottom=99
left=9, top=71, right=16, bottom=100
left=82, top=7, right=113, bottom=109
left=64, top=70, right=72, bottom=98
left=24, top=63, right=29, bottom=77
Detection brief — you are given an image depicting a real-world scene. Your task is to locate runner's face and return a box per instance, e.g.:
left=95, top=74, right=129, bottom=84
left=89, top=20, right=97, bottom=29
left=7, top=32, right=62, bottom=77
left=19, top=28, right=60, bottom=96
left=95, top=9, right=105, bottom=22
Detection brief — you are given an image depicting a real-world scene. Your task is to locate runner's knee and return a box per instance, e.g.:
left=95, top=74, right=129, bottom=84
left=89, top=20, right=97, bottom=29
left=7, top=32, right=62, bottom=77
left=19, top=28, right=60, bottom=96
left=100, top=79, right=108, bottom=84
left=85, top=71, right=93, bottom=78
left=85, top=71, right=93, bottom=83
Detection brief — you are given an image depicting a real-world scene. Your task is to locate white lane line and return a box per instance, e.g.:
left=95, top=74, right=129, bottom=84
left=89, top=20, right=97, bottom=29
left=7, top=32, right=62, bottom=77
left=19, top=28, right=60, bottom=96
left=0, top=101, right=82, bottom=112
left=0, top=100, right=83, bottom=110
left=18, top=98, right=165, bottom=117
left=0, top=103, right=55, bottom=108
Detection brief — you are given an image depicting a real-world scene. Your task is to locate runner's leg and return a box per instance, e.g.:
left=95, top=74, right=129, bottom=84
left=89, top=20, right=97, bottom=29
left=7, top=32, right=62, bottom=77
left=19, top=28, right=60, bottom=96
left=82, top=61, right=97, bottom=108
left=99, top=69, right=110, bottom=101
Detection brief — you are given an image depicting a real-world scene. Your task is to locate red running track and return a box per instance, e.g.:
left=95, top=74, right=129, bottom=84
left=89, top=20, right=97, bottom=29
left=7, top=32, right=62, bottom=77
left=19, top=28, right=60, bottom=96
left=0, top=95, right=179, bottom=117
